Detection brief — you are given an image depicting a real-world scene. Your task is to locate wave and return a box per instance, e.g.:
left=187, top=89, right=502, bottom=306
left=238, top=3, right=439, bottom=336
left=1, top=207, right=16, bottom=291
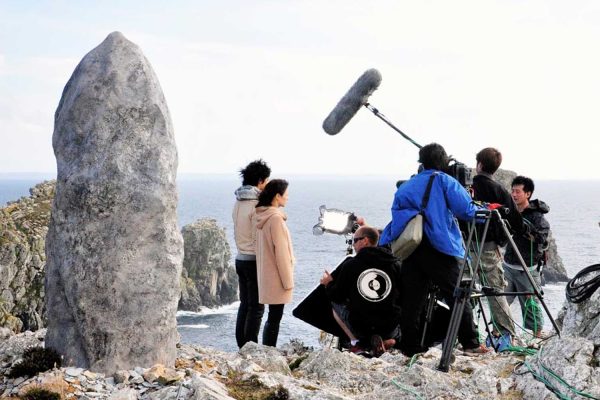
left=177, top=302, right=240, bottom=317
left=178, top=324, right=209, bottom=329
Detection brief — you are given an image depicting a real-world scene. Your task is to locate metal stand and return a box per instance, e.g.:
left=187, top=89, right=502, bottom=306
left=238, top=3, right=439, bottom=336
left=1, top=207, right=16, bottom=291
left=437, top=209, right=561, bottom=372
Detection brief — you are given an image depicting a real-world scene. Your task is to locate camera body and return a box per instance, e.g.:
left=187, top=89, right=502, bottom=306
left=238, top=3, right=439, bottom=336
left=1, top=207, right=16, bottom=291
left=396, top=160, right=473, bottom=189
left=444, top=160, right=472, bottom=187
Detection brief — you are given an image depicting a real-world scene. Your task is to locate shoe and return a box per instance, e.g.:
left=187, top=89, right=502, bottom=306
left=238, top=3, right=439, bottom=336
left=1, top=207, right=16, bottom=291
left=370, top=335, right=385, bottom=357
left=534, top=330, right=551, bottom=339
left=349, top=344, right=364, bottom=354
left=463, top=344, right=492, bottom=356
left=348, top=344, right=372, bottom=358
left=382, top=338, right=396, bottom=350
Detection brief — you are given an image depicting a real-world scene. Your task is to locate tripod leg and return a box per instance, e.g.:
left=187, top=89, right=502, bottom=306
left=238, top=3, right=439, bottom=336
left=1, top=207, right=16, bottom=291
left=439, top=214, right=491, bottom=371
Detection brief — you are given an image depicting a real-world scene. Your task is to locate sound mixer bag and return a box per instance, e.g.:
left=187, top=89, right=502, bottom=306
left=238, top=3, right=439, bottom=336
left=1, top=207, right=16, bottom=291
left=391, top=173, right=437, bottom=260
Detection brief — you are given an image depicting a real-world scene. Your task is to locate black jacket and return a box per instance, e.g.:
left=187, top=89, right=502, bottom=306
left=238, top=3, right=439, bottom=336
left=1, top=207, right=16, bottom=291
left=504, top=199, right=550, bottom=267
left=471, top=174, right=524, bottom=246
left=325, top=246, right=402, bottom=334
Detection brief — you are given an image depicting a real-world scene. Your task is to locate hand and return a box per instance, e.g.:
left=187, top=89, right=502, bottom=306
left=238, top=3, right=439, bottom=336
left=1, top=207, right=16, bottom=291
left=320, top=270, right=333, bottom=286
left=356, top=216, right=366, bottom=226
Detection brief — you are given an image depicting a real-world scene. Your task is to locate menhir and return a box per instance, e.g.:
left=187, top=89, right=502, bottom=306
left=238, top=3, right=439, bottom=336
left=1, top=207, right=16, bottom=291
left=45, top=31, right=183, bottom=374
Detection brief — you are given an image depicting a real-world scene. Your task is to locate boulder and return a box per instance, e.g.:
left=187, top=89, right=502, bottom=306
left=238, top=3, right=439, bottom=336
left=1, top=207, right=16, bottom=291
left=179, top=219, right=237, bottom=310
left=0, top=181, right=54, bottom=332
left=44, top=31, right=183, bottom=374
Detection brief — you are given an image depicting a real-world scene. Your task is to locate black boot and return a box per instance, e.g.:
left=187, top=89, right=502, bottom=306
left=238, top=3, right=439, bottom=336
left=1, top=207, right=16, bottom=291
left=262, top=320, right=280, bottom=347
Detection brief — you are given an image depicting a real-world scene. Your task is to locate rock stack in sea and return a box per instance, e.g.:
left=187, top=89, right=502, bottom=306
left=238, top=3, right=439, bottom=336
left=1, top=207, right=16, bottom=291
left=0, top=181, right=54, bottom=333
left=180, top=218, right=238, bottom=311
left=44, top=31, right=183, bottom=374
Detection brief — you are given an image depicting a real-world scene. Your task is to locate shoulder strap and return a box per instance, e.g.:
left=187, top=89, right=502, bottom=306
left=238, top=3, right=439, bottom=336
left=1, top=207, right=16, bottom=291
left=420, top=173, right=437, bottom=212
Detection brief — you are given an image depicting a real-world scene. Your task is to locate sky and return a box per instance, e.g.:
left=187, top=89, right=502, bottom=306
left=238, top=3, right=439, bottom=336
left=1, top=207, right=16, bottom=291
left=1, top=1, right=599, bottom=180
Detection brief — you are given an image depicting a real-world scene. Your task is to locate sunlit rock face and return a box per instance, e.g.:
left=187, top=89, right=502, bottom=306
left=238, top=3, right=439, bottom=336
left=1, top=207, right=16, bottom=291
left=45, top=31, right=183, bottom=374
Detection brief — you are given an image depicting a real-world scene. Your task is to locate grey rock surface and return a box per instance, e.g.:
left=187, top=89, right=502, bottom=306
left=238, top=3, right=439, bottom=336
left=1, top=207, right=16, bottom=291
left=0, top=181, right=54, bottom=333
left=0, top=329, right=45, bottom=366
left=238, top=342, right=291, bottom=376
left=561, top=282, right=600, bottom=344
left=179, top=219, right=237, bottom=310
left=514, top=336, right=600, bottom=399
left=2, top=329, right=599, bottom=400
left=44, top=31, right=183, bottom=374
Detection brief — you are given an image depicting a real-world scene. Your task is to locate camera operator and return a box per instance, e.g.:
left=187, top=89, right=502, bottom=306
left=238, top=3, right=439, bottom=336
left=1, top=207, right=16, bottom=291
left=470, top=148, right=525, bottom=343
left=379, top=143, right=490, bottom=356
left=320, top=226, right=401, bottom=357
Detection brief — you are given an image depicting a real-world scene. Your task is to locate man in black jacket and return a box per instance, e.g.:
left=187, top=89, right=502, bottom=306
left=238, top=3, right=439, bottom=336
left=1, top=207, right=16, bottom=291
left=503, top=176, right=550, bottom=338
left=320, top=226, right=401, bottom=356
left=471, top=148, right=524, bottom=343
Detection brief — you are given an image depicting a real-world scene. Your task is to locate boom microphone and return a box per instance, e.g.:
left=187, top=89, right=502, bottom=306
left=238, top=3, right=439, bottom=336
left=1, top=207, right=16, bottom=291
left=322, top=69, right=382, bottom=135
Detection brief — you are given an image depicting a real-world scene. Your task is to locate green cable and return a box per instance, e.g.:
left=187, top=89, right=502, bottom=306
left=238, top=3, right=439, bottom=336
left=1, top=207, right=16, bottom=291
left=522, top=360, right=572, bottom=400
left=519, top=347, right=600, bottom=399
left=407, top=354, right=419, bottom=368
left=536, top=347, right=600, bottom=399
left=391, top=378, right=425, bottom=400
left=504, top=345, right=537, bottom=356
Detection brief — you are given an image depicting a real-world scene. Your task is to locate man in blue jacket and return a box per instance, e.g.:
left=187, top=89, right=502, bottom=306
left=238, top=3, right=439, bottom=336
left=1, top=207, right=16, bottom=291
left=380, top=143, right=489, bottom=356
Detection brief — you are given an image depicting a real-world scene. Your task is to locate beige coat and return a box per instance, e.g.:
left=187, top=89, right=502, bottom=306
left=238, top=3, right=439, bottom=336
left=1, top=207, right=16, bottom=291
left=255, top=206, right=295, bottom=304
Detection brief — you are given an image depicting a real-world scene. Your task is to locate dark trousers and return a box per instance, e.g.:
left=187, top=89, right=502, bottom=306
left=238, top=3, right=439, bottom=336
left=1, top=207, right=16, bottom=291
left=235, top=259, right=265, bottom=348
left=399, top=237, right=480, bottom=356
left=262, top=304, right=284, bottom=347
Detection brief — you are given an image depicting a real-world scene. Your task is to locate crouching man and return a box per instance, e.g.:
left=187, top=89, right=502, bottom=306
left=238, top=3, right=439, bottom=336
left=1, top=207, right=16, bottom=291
left=320, top=226, right=402, bottom=357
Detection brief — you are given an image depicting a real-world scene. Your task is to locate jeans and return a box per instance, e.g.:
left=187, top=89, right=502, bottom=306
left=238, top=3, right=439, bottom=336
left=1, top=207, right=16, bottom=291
left=235, top=259, right=264, bottom=348
left=262, top=304, right=284, bottom=347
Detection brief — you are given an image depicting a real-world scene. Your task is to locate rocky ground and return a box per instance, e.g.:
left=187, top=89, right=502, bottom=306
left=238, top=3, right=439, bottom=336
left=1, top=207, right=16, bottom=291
left=1, top=326, right=599, bottom=400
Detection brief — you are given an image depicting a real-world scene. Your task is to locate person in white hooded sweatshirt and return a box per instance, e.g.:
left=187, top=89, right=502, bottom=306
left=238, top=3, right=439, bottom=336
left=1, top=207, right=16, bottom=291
left=232, top=159, right=270, bottom=348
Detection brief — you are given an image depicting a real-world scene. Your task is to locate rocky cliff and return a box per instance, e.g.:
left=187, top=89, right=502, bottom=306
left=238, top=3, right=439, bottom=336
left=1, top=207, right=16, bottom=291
left=0, top=181, right=54, bottom=333
left=179, top=218, right=238, bottom=310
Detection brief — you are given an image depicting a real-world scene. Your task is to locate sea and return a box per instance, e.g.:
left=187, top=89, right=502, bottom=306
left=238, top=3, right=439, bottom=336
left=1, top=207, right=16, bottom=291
left=1, top=176, right=599, bottom=352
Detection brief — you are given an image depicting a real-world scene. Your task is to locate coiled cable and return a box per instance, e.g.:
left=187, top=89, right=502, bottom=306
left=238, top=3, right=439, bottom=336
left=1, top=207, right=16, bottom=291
left=566, top=264, right=600, bottom=303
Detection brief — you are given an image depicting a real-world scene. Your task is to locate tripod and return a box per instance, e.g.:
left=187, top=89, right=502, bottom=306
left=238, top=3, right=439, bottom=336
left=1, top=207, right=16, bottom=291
left=437, top=209, right=561, bottom=372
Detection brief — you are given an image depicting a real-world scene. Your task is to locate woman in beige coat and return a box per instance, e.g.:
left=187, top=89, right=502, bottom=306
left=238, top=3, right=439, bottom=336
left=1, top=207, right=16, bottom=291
left=255, top=179, right=294, bottom=347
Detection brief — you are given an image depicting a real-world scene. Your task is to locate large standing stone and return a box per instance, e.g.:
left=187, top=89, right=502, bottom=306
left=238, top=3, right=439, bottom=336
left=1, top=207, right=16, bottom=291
left=45, top=31, right=183, bottom=374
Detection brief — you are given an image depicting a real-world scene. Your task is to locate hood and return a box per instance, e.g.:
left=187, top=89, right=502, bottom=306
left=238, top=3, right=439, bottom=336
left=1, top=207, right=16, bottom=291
left=235, top=185, right=260, bottom=201
left=528, top=199, right=550, bottom=214
left=355, top=246, right=397, bottom=265
left=256, top=206, right=287, bottom=229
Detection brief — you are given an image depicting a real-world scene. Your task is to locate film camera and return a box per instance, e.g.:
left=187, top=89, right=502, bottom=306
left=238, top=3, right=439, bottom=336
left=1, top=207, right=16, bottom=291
left=396, top=158, right=472, bottom=189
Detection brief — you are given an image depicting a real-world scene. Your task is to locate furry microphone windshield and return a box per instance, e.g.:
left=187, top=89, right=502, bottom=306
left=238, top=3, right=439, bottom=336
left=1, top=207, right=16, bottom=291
left=322, top=68, right=382, bottom=135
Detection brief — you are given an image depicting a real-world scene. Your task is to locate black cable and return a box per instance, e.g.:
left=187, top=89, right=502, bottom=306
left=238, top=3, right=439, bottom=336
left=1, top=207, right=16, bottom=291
left=566, top=264, right=600, bottom=303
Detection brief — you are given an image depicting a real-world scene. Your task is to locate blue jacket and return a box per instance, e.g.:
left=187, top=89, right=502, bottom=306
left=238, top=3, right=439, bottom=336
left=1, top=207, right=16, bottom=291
left=379, top=169, right=483, bottom=258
